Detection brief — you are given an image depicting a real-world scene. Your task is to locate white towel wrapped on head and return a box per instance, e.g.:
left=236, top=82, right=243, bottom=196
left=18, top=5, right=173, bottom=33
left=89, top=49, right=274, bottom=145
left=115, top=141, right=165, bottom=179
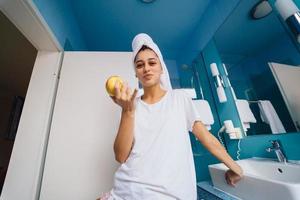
left=132, top=33, right=172, bottom=91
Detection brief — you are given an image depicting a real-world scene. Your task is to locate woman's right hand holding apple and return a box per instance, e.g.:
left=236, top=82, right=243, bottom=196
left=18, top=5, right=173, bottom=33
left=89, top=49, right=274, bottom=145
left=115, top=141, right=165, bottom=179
left=111, top=81, right=138, bottom=113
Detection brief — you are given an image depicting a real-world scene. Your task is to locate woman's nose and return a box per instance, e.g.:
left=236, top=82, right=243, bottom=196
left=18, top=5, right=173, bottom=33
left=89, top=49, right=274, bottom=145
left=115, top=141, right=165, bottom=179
left=143, top=64, right=150, bottom=72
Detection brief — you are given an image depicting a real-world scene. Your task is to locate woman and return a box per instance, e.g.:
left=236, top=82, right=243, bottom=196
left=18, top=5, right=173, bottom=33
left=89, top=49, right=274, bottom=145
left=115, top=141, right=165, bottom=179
left=98, top=33, right=243, bottom=200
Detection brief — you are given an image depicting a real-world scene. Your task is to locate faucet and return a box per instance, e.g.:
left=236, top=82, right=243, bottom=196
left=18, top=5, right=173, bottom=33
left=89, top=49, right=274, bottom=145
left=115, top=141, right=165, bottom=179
left=266, top=140, right=287, bottom=163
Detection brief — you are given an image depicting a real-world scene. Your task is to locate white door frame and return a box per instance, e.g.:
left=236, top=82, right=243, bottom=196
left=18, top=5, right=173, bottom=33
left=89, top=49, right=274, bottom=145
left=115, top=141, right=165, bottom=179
left=0, top=0, right=63, bottom=199
left=0, top=0, right=62, bottom=51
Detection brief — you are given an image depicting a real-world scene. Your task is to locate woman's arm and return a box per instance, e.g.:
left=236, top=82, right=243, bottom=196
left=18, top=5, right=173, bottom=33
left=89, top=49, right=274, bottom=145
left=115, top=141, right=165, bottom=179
left=111, top=82, right=138, bottom=163
left=192, top=121, right=243, bottom=186
left=113, top=110, right=135, bottom=163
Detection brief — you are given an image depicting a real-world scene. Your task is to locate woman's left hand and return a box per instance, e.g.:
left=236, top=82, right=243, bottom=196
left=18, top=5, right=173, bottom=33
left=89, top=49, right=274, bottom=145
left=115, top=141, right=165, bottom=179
left=225, top=169, right=243, bottom=187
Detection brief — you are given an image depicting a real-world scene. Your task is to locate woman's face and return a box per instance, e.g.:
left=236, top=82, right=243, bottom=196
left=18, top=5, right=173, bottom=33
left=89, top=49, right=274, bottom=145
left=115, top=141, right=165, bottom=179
left=134, top=49, right=163, bottom=88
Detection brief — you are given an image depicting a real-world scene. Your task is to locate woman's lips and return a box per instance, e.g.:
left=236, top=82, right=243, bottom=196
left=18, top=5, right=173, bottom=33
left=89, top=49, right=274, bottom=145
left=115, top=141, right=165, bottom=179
left=143, top=74, right=153, bottom=80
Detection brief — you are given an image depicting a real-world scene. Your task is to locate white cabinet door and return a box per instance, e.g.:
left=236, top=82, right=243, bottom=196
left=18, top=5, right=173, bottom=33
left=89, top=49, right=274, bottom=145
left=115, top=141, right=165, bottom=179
left=39, top=52, right=137, bottom=200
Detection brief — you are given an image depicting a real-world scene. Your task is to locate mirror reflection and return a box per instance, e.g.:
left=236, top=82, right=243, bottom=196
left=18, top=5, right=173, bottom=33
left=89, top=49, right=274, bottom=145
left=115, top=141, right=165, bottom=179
left=214, top=0, right=300, bottom=136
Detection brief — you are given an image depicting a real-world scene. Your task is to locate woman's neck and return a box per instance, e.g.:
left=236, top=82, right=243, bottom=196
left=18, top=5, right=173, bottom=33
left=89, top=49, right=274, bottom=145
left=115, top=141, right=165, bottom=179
left=141, top=84, right=167, bottom=104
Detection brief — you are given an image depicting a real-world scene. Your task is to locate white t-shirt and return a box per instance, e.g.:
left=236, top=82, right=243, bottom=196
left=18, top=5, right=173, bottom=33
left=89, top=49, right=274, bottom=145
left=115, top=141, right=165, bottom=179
left=110, top=89, right=202, bottom=200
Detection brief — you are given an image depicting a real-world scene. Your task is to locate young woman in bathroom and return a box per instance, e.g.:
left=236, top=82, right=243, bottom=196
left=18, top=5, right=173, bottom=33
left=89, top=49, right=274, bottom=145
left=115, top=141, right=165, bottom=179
left=98, top=33, right=243, bottom=200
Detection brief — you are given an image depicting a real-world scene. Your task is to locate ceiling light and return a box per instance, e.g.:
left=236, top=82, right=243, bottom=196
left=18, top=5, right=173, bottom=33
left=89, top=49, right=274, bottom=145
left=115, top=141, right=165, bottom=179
left=275, top=0, right=300, bottom=43
left=251, top=0, right=272, bottom=20
left=140, top=0, right=156, bottom=3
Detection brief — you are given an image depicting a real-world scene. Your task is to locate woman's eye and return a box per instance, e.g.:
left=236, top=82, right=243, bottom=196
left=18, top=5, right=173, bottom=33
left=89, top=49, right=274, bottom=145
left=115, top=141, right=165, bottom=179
left=136, top=64, right=143, bottom=69
left=149, top=62, right=156, bottom=65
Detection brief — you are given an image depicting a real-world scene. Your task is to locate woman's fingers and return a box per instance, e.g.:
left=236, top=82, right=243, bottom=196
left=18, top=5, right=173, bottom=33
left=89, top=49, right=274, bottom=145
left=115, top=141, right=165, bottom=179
left=229, top=179, right=235, bottom=187
left=111, top=82, right=137, bottom=112
left=126, top=86, right=131, bottom=101
left=225, top=173, right=230, bottom=185
left=131, top=89, right=138, bottom=101
left=225, top=170, right=239, bottom=187
left=114, top=81, right=121, bottom=99
left=121, top=82, right=128, bottom=100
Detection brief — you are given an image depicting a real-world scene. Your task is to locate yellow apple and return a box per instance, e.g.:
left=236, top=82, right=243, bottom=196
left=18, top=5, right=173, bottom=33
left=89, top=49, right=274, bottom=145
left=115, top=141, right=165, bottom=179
left=105, top=75, right=123, bottom=96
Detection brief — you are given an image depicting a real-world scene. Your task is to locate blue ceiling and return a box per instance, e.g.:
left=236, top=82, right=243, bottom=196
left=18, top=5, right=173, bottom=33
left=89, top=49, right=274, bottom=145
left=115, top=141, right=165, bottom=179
left=34, top=0, right=294, bottom=64
left=69, top=0, right=211, bottom=55
left=32, top=0, right=299, bottom=64
left=34, top=0, right=243, bottom=59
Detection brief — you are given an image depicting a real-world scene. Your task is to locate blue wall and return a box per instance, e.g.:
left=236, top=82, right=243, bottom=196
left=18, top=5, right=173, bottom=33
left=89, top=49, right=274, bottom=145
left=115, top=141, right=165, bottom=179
left=227, top=32, right=299, bottom=135
left=189, top=55, right=224, bottom=182
left=33, top=0, right=87, bottom=50
left=227, top=132, right=300, bottom=161
left=176, top=0, right=240, bottom=69
left=175, top=1, right=243, bottom=182
left=176, top=0, right=241, bottom=99
left=292, top=0, right=300, bottom=10
left=188, top=39, right=245, bottom=182
left=202, top=39, right=300, bottom=164
left=201, top=40, right=243, bottom=130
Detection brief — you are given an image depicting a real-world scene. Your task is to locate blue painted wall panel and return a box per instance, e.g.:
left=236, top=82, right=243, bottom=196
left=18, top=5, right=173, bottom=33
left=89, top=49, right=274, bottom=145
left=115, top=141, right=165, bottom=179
left=227, top=132, right=300, bottom=161
left=202, top=38, right=300, bottom=163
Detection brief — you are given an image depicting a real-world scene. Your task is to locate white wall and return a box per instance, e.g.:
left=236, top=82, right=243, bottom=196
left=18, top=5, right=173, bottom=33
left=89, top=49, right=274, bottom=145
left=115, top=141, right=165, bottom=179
left=1, top=51, right=62, bottom=200
left=39, top=52, right=137, bottom=200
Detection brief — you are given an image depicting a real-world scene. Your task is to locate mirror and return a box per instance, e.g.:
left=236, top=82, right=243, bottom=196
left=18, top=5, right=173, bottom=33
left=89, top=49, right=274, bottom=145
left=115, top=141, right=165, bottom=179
left=213, top=0, right=300, bottom=136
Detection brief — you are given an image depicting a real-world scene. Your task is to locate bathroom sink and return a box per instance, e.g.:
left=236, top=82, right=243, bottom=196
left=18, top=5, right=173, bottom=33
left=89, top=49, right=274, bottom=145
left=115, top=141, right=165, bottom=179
left=209, top=158, right=300, bottom=200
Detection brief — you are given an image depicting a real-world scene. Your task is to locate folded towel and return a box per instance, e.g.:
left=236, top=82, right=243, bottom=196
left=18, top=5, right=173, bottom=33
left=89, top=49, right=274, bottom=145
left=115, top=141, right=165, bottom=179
left=258, top=100, right=286, bottom=134
left=192, top=100, right=214, bottom=130
left=235, top=99, right=256, bottom=131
